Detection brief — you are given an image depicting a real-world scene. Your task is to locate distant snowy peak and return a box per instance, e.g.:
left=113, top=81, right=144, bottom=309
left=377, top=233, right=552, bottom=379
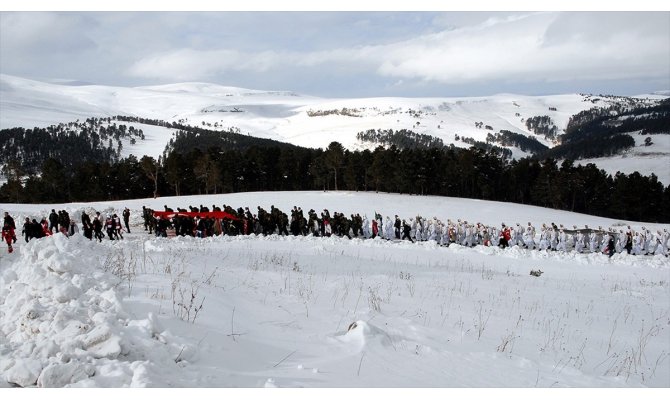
left=136, top=81, right=302, bottom=98
left=0, top=74, right=291, bottom=97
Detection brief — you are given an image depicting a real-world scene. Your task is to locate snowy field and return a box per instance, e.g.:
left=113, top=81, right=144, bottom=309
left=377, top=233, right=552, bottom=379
left=0, top=191, right=669, bottom=389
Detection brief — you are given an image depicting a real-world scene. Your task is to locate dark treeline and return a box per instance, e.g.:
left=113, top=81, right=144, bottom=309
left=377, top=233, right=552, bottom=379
left=457, top=136, right=513, bottom=159
left=356, top=128, right=445, bottom=150
left=0, top=118, right=145, bottom=176
left=163, top=128, right=297, bottom=157
left=486, top=130, right=549, bottom=154
left=2, top=137, right=668, bottom=222
left=0, top=155, right=155, bottom=204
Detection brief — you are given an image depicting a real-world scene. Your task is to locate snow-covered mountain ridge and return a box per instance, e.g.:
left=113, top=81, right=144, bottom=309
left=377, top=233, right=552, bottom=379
left=1, top=74, right=668, bottom=183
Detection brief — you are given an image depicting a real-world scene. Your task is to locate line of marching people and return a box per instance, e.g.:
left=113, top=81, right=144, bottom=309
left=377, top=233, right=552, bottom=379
left=3, top=205, right=668, bottom=258
left=139, top=204, right=670, bottom=258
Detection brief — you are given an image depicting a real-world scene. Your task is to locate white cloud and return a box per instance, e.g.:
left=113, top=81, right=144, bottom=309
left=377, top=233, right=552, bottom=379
left=0, top=12, right=95, bottom=52
left=371, top=12, right=669, bottom=84
left=126, top=48, right=289, bottom=81
left=125, top=12, right=669, bottom=88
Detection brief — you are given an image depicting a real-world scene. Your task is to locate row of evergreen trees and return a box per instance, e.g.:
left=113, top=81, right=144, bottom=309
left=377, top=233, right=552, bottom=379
left=486, top=130, right=549, bottom=154
left=0, top=120, right=145, bottom=176
left=356, top=129, right=445, bottom=150
left=1, top=140, right=667, bottom=223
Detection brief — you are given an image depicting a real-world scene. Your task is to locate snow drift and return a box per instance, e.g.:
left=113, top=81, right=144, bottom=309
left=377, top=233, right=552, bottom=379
left=0, top=191, right=668, bottom=387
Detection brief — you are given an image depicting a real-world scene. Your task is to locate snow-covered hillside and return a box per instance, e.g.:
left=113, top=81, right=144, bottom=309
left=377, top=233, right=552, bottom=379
left=1, top=192, right=669, bottom=388
left=1, top=74, right=668, bottom=182
left=0, top=74, right=616, bottom=150
left=3, top=74, right=666, bottom=148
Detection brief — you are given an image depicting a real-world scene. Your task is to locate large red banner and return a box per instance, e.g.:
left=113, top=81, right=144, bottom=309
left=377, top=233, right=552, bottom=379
left=152, top=210, right=240, bottom=220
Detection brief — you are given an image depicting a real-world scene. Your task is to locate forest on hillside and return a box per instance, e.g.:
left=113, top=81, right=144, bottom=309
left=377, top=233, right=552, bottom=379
left=1, top=102, right=669, bottom=223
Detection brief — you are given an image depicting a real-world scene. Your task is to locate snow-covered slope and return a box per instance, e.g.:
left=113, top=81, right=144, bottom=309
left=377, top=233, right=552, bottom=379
left=577, top=133, right=670, bottom=183
left=0, top=191, right=668, bottom=388
left=1, top=74, right=668, bottom=182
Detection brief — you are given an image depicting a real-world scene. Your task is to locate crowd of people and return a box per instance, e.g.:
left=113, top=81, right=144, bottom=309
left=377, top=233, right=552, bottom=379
left=2, top=204, right=669, bottom=258
left=139, top=204, right=670, bottom=258
left=1, top=208, right=132, bottom=252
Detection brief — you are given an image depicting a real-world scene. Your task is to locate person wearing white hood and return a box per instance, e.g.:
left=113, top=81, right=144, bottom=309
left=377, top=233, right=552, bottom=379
left=631, top=232, right=643, bottom=255
left=549, top=227, right=558, bottom=251
left=418, top=217, right=426, bottom=242
left=376, top=214, right=384, bottom=239
left=455, top=219, right=462, bottom=244
left=490, top=225, right=499, bottom=247
left=385, top=216, right=394, bottom=240
left=462, top=223, right=472, bottom=247
left=362, top=215, right=370, bottom=239
left=600, top=229, right=610, bottom=253
left=655, top=229, right=669, bottom=256
left=614, top=229, right=626, bottom=253
left=428, top=220, right=438, bottom=242
left=538, top=224, right=550, bottom=251
left=574, top=227, right=585, bottom=253
left=514, top=223, right=525, bottom=248
left=557, top=228, right=568, bottom=252
left=588, top=226, right=599, bottom=253
left=410, top=217, right=418, bottom=241
left=523, top=222, right=536, bottom=250
left=440, top=223, right=450, bottom=246
left=644, top=229, right=654, bottom=255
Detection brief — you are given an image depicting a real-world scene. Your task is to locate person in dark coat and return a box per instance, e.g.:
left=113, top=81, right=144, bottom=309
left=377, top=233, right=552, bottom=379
left=49, top=209, right=59, bottom=233
left=30, top=219, right=43, bottom=239
left=156, top=217, right=169, bottom=237
left=93, top=213, right=104, bottom=242
left=122, top=208, right=131, bottom=233
left=607, top=235, right=616, bottom=258
left=402, top=220, right=414, bottom=243
left=81, top=211, right=91, bottom=227
left=81, top=211, right=92, bottom=240
left=22, top=217, right=31, bottom=242
left=58, top=210, right=70, bottom=235
left=625, top=232, right=633, bottom=254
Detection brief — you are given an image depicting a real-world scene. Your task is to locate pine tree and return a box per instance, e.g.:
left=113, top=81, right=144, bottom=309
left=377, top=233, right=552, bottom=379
left=140, top=156, right=160, bottom=199
left=324, top=142, right=344, bottom=191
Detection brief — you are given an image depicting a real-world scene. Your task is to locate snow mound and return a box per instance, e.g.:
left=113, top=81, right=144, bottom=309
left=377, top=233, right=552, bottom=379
left=0, top=234, right=185, bottom=387
left=338, top=320, right=394, bottom=350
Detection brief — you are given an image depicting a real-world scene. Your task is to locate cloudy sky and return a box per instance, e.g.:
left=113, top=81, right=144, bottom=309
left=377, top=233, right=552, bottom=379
left=1, top=11, right=668, bottom=97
